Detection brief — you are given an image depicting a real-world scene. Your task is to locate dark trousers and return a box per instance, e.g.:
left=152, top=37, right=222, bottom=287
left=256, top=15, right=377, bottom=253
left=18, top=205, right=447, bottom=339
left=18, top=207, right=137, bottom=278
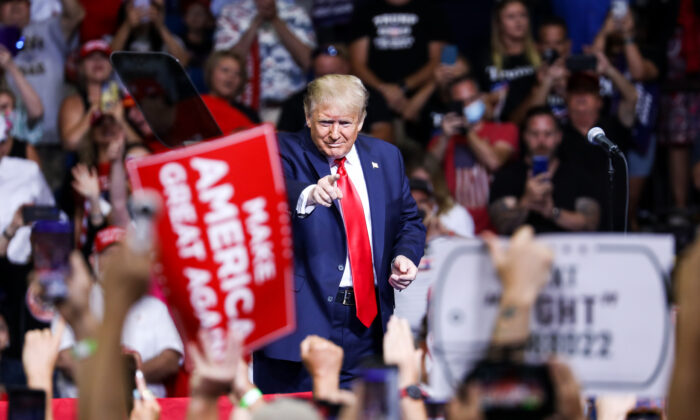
left=253, top=296, right=383, bottom=394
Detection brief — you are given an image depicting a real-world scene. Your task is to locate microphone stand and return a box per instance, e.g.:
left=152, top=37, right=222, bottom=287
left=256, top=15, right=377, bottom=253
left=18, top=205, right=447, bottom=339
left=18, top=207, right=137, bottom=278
left=607, top=154, right=615, bottom=232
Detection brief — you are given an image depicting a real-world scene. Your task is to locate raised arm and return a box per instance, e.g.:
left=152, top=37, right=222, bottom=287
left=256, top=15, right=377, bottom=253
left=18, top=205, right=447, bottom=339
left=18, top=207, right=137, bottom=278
left=0, top=46, right=43, bottom=121
left=60, top=0, right=85, bottom=40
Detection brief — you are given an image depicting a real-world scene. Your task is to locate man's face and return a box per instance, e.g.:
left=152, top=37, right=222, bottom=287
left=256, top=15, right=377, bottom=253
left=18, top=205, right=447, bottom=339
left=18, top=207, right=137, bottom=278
left=313, top=55, right=349, bottom=77
left=306, top=102, right=364, bottom=159
left=0, top=0, right=29, bottom=28
left=523, top=114, right=561, bottom=158
left=538, top=25, right=570, bottom=58
left=450, top=80, right=480, bottom=108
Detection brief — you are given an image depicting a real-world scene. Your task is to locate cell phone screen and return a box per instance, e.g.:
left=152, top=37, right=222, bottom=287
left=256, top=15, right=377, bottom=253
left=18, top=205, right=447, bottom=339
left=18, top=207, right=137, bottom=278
left=110, top=52, right=222, bottom=149
left=31, top=220, right=72, bottom=302
left=441, top=45, right=458, bottom=65
left=532, top=156, right=549, bottom=176
left=8, top=387, right=46, bottom=420
left=626, top=410, right=663, bottom=420
left=361, top=367, right=400, bottom=420
left=467, top=361, right=554, bottom=420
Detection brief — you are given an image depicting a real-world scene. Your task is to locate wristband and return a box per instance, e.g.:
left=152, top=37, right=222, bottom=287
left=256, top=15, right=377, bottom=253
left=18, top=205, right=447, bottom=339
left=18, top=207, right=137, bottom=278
left=72, top=338, right=98, bottom=360
left=551, top=206, right=561, bottom=220
left=624, top=35, right=635, bottom=44
left=239, top=387, right=263, bottom=408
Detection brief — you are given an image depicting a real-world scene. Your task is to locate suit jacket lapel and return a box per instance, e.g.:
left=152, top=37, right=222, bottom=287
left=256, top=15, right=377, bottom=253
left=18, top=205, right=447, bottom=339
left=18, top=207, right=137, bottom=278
left=355, top=137, right=386, bottom=274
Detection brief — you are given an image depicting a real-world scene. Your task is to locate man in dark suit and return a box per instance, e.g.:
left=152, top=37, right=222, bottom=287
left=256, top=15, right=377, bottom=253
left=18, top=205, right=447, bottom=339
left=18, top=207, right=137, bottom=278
left=254, top=74, right=426, bottom=393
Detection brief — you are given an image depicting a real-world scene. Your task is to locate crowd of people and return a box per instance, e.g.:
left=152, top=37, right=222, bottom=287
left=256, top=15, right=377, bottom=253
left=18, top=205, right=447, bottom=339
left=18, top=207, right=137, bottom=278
left=0, top=0, right=699, bottom=419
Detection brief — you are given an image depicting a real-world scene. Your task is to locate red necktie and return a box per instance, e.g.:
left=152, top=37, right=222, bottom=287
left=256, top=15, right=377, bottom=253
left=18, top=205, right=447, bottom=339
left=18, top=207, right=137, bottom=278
left=335, top=157, right=377, bottom=327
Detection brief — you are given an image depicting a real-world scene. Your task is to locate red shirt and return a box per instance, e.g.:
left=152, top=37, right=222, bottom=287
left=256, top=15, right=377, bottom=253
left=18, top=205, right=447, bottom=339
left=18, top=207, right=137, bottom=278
left=428, top=121, right=519, bottom=233
left=201, top=95, right=255, bottom=135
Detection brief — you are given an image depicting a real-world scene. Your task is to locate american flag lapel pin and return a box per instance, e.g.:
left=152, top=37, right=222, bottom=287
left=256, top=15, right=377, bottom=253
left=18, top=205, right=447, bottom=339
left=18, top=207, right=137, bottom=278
left=372, top=161, right=379, bottom=169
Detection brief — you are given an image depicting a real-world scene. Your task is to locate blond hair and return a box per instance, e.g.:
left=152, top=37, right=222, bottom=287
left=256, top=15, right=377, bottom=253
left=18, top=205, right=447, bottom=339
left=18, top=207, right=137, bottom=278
left=303, top=74, right=368, bottom=122
left=491, top=0, right=541, bottom=70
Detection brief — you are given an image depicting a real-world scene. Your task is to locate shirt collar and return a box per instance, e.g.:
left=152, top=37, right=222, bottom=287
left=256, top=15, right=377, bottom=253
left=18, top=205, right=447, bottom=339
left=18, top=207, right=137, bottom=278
left=327, top=143, right=360, bottom=168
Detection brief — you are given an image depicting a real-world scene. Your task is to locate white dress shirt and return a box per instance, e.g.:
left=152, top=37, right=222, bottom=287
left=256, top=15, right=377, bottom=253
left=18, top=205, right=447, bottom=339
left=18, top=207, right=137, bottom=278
left=295, top=145, right=376, bottom=287
left=0, top=156, right=55, bottom=264
left=53, top=286, right=184, bottom=398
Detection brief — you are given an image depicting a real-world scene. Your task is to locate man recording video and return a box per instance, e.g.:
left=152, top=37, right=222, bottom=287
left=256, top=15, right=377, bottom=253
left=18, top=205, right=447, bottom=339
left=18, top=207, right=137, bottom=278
left=489, top=107, right=600, bottom=234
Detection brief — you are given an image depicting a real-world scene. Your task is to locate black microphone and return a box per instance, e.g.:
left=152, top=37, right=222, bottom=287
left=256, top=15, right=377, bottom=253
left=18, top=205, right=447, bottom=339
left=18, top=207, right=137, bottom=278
left=587, top=127, right=621, bottom=155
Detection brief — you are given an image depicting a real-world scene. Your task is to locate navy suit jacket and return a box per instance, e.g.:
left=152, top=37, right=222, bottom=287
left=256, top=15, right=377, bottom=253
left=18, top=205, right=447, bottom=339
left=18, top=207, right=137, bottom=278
left=262, top=128, right=426, bottom=361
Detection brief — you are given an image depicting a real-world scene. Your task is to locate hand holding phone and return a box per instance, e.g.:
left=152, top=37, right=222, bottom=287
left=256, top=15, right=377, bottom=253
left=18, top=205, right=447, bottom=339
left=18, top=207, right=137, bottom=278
left=31, top=220, right=72, bottom=302
left=532, top=156, right=549, bottom=177
left=566, top=55, right=597, bottom=72
left=361, top=365, right=401, bottom=420
left=466, top=360, right=555, bottom=420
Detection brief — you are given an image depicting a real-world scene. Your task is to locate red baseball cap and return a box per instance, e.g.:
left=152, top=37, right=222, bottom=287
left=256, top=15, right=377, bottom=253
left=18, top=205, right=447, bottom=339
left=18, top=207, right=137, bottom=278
left=80, top=39, right=112, bottom=59
left=94, top=226, right=126, bottom=254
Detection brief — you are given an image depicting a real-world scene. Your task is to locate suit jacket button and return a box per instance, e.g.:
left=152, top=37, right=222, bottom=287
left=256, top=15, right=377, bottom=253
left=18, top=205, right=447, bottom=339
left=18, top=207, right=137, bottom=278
left=337, top=264, right=344, bottom=271
left=327, top=296, right=334, bottom=302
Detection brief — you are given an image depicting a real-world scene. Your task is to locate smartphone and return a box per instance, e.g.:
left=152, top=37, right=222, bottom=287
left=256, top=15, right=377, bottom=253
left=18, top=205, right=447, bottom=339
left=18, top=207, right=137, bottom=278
left=626, top=409, right=663, bottom=420
left=361, top=366, right=400, bottom=420
left=100, top=81, right=120, bottom=112
left=22, top=206, right=60, bottom=224
left=542, top=48, right=559, bottom=66
left=31, top=220, right=72, bottom=302
left=441, top=45, right=458, bottom=66
left=466, top=361, right=555, bottom=420
left=566, top=55, right=597, bottom=72
left=612, top=0, right=629, bottom=21
left=532, top=156, right=549, bottom=176
left=7, top=387, right=46, bottom=420
left=0, top=26, right=25, bottom=57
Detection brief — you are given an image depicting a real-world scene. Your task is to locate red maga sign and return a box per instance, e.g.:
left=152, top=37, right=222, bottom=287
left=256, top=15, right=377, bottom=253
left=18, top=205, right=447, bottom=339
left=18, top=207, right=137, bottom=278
left=126, top=124, right=294, bottom=356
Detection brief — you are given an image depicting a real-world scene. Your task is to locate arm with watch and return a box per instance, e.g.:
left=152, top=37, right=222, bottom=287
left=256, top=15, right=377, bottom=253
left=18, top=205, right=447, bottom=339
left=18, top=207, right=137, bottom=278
left=383, top=316, right=428, bottom=420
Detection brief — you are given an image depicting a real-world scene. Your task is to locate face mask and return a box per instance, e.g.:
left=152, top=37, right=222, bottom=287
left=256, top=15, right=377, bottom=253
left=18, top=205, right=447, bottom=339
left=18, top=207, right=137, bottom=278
left=463, top=99, right=485, bottom=124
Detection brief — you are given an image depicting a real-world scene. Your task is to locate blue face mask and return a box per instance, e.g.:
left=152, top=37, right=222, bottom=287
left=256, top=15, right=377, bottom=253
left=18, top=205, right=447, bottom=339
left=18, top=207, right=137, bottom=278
left=463, top=99, right=485, bottom=124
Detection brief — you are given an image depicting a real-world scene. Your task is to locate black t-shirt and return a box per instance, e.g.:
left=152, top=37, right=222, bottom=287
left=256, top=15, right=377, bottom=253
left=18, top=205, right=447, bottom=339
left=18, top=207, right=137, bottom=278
left=490, top=159, right=596, bottom=233
left=276, top=86, right=393, bottom=136
left=350, top=0, right=448, bottom=83
left=558, top=116, right=632, bottom=231
left=481, top=53, right=537, bottom=122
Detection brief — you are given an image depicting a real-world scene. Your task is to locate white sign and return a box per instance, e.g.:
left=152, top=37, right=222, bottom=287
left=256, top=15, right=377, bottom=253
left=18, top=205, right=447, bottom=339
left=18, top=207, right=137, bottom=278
left=425, top=234, right=674, bottom=400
